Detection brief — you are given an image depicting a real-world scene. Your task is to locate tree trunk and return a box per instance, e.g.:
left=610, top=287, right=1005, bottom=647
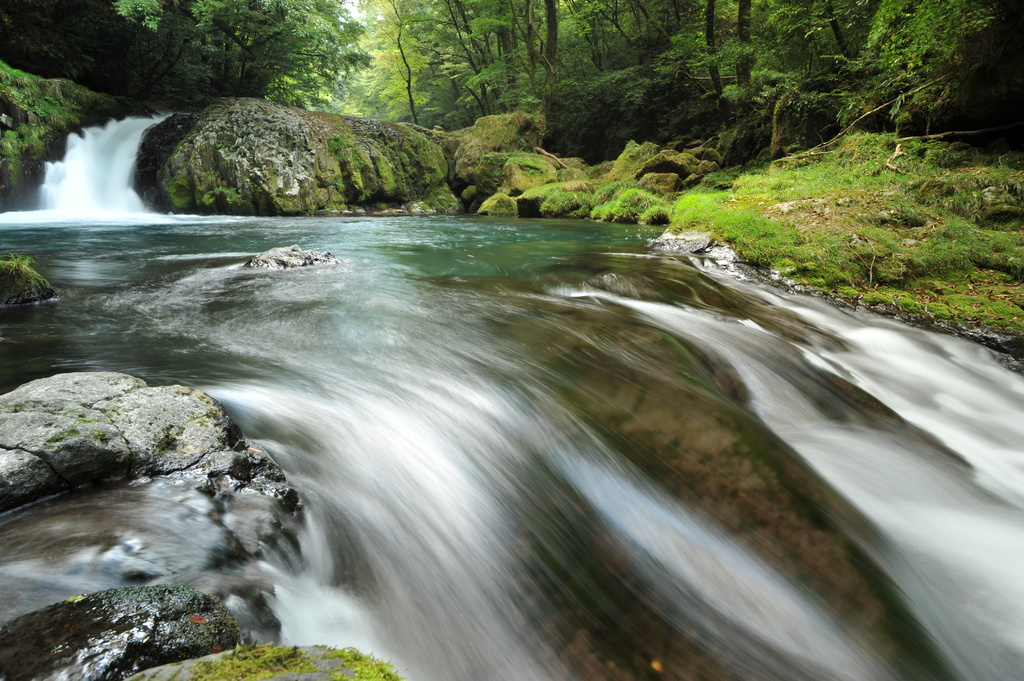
left=736, top=0, right=751, bottom=86
left=824, top=0, right=852, bottom=60
left=705, top=0, right=725, bottom=107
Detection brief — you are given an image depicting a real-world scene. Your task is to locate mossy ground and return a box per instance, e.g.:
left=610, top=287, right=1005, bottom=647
left=187, top=645, right=403, bottom=681
left=665, top=133, right=1024, bottom=332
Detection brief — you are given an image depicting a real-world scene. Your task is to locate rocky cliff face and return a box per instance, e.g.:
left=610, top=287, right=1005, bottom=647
left=156, top=98, right=458, bottom=215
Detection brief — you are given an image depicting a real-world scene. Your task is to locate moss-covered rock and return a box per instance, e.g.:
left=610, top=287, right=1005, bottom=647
left=517, top=181, right=595, bottom=219
left=0, top=60, right=144, bottom=210
left=477, top=192, right=519, bottom=216
left=499, top=153, right=558, bottom=196
left=604, top=140, right=660, bottom=181
left=634, top=150, right=700, bottom=180
left=439, top=111, right=544, bottom=190
left=637, top=172, right=682, bottom=195
left=592, top=187, right=671, bottom=224
left=128, top=644, right=403, bottom=681
left=159, top=98, right=457, bottom=215
left=0, top=253, right=56, bottom=305
left=0, top=585, right=241, bottom=681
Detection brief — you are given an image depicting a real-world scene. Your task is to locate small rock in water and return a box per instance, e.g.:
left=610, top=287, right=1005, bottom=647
left=650, top=229, right=716, bottom=253
left=244, top=244, right=341, bottom=269
left=0, top=585, right=240, bottom=681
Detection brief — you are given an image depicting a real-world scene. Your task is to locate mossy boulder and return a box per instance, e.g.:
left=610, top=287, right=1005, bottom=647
left=637, top=172, right=682, bottom=195
left=592, top=187, right=671, bottom=224
left=477, top=192, right=519, bottom=216
left=0, top=254, right=56, bottom=305
left=0, top=585, right=241, bottom=681
left=439, top=111, right=544, bottom=191
left=634, top=150, right=700, bottom=180
left=0, top=60, right=144, bottom=210
left=692, top=146, right=723, bottom=164
left=605, top=140, right=660, bottom=181
left=499, top=153, right=558, bottom=196
left=518, top=181, right=595, bottom=219
left=128, top=644, right=402, bottom=681
left=159, top=98, right=457, bottom=215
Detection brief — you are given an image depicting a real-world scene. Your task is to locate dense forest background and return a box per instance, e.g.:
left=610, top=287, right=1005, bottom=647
left=2, top=0, right=1023, bottom=163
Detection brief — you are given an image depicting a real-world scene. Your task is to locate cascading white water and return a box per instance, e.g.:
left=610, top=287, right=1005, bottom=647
left=39, top=116, right=163, bottom=214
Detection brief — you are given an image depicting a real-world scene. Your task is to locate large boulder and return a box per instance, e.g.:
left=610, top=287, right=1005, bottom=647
left=498, top=154, right=558, bottom=196
left=0, top=585, right=240, bottom=681
left=440, top=111, right=544, bottom=193
left=157, top=98, right=458, bottom=215
left=135, top=113, right=201, bottom=212
left=604, top=140, right=660, bottom=182
left=634, top=150, right=700, bottom=180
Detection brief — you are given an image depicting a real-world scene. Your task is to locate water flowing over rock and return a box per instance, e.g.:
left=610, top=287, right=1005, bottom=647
left=0, top=585, right=240, bottom=681
left=157, top=98, right=458, bottom=215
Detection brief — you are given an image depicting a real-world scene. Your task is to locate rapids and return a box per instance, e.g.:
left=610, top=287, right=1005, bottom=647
left=2, top=119, right=1023, bottom=681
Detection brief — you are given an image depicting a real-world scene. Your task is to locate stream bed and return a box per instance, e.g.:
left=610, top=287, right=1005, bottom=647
left=2, top=212, right=1024, bottom=681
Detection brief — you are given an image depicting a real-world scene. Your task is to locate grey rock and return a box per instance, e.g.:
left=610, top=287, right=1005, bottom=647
left=244, top=245, right=341, bottom=270
left=0, top=447, right=66, bottom=512
left=0, top=585, right=240, bottom=681
left=651, top=230, right=716, bottom=253
left=0, top=372, right=282, bottom=513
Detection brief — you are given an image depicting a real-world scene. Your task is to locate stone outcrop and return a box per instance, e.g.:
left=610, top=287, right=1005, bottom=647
left=245, top=245, right=341, bottom=269
left=135, top=113, right=201, bottom=212
left=157, top=98, right=458, bottom=215
left=0, top=586, right=241, bottom=681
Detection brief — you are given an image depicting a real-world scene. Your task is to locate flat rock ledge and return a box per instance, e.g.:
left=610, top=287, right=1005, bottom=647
left=0, top=585, right=241, bottom=681
left=0, top=372, right=292, bottom=514
left=245, top=245, right=341, bottom=270
left=128, top=644, right=403, bottom=681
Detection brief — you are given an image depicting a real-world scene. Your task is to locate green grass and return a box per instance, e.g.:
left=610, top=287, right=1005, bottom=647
left=666, top=134, right=1024, bottom=331
left=0, top=253, right=50, bottom=292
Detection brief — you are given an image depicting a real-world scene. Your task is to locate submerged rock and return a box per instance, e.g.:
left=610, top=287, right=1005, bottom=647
left=244, top=245, right=341, bottom=269
left=158, top=98, right=458, bottom=216
left=0, top=585, right=240, bottom=681
left=127, top=644, right=403, bottom=681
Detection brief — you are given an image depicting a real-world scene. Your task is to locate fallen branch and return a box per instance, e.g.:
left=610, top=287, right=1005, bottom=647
left=885, top=143, right=906, bottom=172
left=781, top=78, right=945, bottom=161
left=897, top=120, right=1024, bottom=142
left=534, top=147, right=569, bottom=169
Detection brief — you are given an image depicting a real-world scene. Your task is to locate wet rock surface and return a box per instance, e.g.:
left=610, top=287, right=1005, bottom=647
left=0, top=585, right=240, bottom=681
left=0, top=372, right=302, bottom=643
left=245, top=245, right=341, bottom=269
left=136, top=114, right=201, bottom=212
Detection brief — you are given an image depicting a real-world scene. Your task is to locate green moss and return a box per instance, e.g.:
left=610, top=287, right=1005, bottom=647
left=0, top=254, right=49, bottom=292
left=46, top=428, right=80, bottom=444
left=498, top=154, right=557, bottom=196
left=604, top=140, right=660, bottom=181
left=673, top=133, right=1024, bottom=332
left=592, top=188, right=670, bottom=224
left=322, top=648, right=404, bottom=681
left=477, top=192, right=519, bottom=216
left=189, top=646, right=316, bottom=681
left=185, top=645, right=403, bottom=681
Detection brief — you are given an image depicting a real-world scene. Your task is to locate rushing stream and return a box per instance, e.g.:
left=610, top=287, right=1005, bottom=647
left=2, top=119, right=1024, bottom=681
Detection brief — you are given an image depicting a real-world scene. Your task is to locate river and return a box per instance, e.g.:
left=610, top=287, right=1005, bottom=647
left=2, top=119, right=1024, bottom=681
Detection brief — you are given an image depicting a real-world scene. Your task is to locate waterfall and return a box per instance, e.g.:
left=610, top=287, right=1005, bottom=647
left=39, top=117, right=164, bottom=215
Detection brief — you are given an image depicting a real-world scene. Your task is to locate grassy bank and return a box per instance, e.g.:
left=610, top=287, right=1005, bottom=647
left=667, top=134, right=1024, bottom=333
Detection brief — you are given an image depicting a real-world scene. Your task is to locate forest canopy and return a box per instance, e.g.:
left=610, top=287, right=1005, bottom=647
left=1, top=0, right=1022, bottom=160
